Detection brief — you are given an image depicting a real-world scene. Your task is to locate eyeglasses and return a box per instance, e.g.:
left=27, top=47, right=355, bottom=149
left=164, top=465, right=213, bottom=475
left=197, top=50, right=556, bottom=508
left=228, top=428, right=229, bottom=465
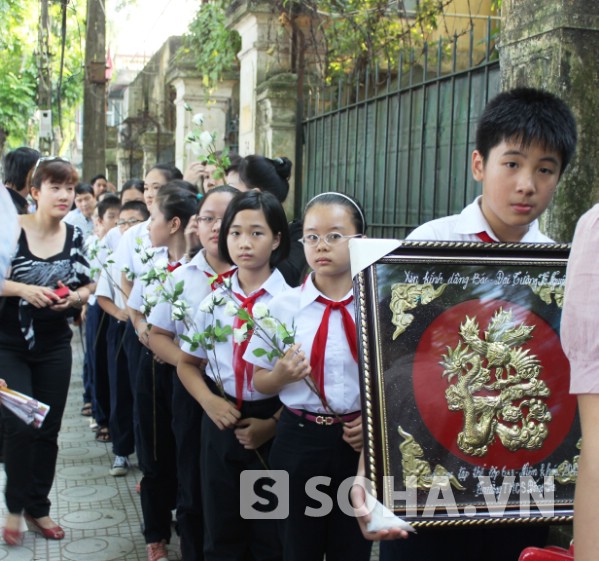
left=197, top=216, right=224, bottom=225
left=116, top=218, right=143, bottom=227
left=298, top=233, right=363, bottom=247
left=32, top=156, right=70, bottom=178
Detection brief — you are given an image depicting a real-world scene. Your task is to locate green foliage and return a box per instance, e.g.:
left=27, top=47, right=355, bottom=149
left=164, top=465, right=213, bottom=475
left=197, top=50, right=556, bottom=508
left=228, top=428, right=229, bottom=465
left=180, top=0, right=242, bottom=90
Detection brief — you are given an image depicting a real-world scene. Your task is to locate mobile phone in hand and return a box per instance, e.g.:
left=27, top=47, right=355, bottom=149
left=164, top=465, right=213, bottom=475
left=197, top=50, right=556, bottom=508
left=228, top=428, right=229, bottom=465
left=53, top=286, right=70, bottom=299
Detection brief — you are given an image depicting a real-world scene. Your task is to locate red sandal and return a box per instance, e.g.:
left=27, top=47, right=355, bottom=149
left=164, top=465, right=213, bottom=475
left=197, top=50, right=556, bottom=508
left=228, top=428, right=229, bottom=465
left=24, top=514, right=65, bottom=540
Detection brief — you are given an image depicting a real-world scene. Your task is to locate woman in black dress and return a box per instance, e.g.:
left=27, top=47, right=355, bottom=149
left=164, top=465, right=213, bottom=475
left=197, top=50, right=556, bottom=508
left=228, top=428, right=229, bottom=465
left=0, top=157, right=92, bottom=545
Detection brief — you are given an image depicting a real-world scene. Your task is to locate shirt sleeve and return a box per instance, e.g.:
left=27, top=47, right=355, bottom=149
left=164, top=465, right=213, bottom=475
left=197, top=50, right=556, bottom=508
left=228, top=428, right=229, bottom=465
left=562, top=205, right=599, bottom=393
left=179, top=295, right=209, bottom=359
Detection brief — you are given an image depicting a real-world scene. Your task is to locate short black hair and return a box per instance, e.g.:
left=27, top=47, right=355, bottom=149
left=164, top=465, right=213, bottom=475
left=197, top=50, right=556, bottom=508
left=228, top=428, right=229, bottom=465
left=218, top=190, right=290, bottom=267
left=475, top=88, right=577, bottom=176
left=3, top=147, right=40, bottom=190
left=239, top=156, right=292, bottom=202
left=224, top=154, right=243, bottom=175
left=90, top=174, right=107, bottom=184
left=154, top=184, right=199, bottom=230
left=120, top=178, right=144, bottom=199
left=31, top=158, right=79, bottom=189
left=75, top=183, right=95, bottom=197
left=166, top=179, right=198, bottom=195
left=151, top=163, right=183, bottom=182
left=304, top=192, right=367, bottom=234
left=97, top=195, right=121, bottom=220
left=120, top=200, right=150, bottom=221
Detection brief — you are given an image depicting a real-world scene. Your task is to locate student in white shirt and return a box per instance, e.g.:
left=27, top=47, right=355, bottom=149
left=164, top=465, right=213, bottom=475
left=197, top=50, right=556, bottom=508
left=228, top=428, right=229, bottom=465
left=96, top=201, right=150, bottom=477
left=178, top=190, right=291, bottom=561
left=63, top=183, right=96, bottom=239
left=129, top=183, right=198, bottom=561
left=245, top=192, right=371, bottom=561
left=352, top=87, right=578, bottom=561
left=147, top=185, right=239, bottom=561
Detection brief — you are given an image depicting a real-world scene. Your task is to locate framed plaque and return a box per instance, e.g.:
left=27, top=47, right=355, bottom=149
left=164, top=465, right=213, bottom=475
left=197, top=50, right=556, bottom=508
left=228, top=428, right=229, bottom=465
left=351, top=240, right=579, bottom=527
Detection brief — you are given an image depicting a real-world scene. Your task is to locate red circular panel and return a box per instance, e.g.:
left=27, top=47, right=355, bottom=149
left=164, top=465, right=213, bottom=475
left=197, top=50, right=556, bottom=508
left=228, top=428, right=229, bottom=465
left=412, top=298, right=575, bottom=469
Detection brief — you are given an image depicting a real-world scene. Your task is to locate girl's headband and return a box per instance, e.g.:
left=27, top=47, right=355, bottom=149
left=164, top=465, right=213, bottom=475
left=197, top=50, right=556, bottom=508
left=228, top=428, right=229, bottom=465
left=308, top=192, right=366, bottom=232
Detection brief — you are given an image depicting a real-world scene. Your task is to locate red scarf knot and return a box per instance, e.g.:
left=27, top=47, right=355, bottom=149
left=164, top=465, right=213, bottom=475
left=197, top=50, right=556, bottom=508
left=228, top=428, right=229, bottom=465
left=231, top=288, right=267, bottom=409
left=310, top=295, right=358, bottom=406
left=204, top=269, right=236, bottom=291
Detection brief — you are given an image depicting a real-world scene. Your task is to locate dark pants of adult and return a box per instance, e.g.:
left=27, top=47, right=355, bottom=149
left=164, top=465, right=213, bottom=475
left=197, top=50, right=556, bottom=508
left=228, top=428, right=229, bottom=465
left=172, top=376, right=204, bottom=561
left=379, top=524, right=549, bottom=561
left=106, top=317, right=134, bottom=457
left=0, top=326, right=72, bottom=517
left=122, top=320, right=143, bottom=454
left=85, top=302, right=110, bottom=427
left=201, top=382, right=281, bottom=561
left=136, top=349, right=178, bottom=544
left=269, top=408, right=372, bottom=561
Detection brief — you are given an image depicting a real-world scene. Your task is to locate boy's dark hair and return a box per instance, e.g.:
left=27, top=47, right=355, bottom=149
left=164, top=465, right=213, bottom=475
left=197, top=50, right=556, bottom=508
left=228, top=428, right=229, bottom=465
left=304, top=192, right=367, bottom=234
left=120, top=178, right=144, bottom=198
left=239, top=156, right=292, bottom=203
left=155, top=184, right=199, bottom=230
left=151, top=163, right=183, bottom=182
left=218, top=190, right=290, bottom=267
left=3, top=147, right=40, bottom=191
left=120, top=200, right=150, bottom=221
left=75, top=183, right=95, bottom=197
left=166, top=179, right=198, bottom=195
left=90, top=174, right=107, bottom=184
left=476, top=88, right=577, bottom=175
left=97, top=195, right=121, bottom=220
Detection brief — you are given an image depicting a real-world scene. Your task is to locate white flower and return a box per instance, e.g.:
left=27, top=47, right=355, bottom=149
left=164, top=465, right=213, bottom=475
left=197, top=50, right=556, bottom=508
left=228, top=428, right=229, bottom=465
left=199, top=130, right=214, bottom=149
left=189, top=141, right=203, bottom=156
left=154, top=258, right=168, bottom=271
left=122, top=265, right=136, bottom=281
left=252, top=302, right=269, bottom=320
left=171, top=300, right=190, bottom=321
left=192, top=112, right=204, bottom=126
left=233, top=324, right=249, bottom=344
left=145, top=294, right=158, bottom=307
left=224, top=301, right=238, bottom=317
left=261, top=317, right=277, bottom=337
left=199, top=300, right=214, bottom=314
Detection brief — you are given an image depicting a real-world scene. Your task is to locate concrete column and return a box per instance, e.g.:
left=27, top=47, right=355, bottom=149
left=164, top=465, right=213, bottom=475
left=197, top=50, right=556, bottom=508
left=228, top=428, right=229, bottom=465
left=500, top=0, right=599, bottom=241
left=228, top=2, right=291, bottom=156
left=171, top=75, right=235, bottom=172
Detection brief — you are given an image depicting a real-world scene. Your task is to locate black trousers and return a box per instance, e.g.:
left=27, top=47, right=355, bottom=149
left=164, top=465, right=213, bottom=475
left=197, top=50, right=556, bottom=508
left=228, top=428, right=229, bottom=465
left=106, top=317, right=134, bottom=457
left=200, top=389, right=281, bottom=561
left=269, top=408, right=372, bottom=561
left=122, top=320, right=143, bottom=455
left=136, top=349, right=178, bottom=544
left=85, top=302, right=110, bottom=426
left=172, top=376, right=204, bottom=561
left=0, top=326, right=72, bottom=517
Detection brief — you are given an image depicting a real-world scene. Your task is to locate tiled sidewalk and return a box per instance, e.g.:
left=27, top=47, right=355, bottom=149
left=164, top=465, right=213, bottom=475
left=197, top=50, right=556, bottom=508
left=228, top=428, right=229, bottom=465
left=0, top=328, right=181, bottom=561
left=0, top=328, right=380, bottom=561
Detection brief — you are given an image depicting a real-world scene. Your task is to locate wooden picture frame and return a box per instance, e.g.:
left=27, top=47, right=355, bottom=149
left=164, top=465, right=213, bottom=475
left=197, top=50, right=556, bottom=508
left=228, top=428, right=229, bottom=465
left=352, top=240, right=578, bottom=527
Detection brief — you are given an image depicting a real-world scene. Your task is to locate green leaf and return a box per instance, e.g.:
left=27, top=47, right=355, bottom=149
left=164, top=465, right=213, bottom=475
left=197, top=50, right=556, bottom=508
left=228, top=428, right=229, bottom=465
left=252, top=348, right=268, bottom=357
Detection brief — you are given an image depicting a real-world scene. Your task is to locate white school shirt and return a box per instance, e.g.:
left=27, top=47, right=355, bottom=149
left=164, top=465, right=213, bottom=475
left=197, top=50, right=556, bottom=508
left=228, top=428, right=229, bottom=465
left=95, top=229, right=126, bottom=309
left=127, top=246, right=175, bottom=314
left=244, top=273, right=362, bottom=414
left=407, top=196, right=553, bottom=243
left=112, top=219, right=152, bottom=301
left=148, top=250, right=233, bottom=338
left=85, top=234, right=109, bottom=306
left=64, top=208, right=94, bottom=239
left=180, top=269, right=289, bottom=402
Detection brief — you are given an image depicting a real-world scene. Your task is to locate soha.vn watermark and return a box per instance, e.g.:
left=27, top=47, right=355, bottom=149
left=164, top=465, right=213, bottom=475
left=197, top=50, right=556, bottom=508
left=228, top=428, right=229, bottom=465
left=239, top=471, right=557, bottom=520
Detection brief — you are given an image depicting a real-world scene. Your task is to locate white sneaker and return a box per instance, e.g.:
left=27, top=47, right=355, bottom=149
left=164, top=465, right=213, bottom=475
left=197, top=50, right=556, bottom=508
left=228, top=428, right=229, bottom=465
left=109, top=455, right=130, bottom=476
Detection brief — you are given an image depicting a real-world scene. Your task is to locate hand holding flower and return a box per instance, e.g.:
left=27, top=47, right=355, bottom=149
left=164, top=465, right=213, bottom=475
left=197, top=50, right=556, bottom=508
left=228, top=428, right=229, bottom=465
left=204, top=393, right=241, bottom=430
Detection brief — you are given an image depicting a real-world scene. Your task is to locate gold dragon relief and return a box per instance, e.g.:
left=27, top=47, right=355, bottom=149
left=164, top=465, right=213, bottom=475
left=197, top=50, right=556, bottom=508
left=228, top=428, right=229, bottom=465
left=529, top=284, right=564, bottom=308
left=440, top=308, right=551, bottom=457
left=390, top=283, right=447, bottom=339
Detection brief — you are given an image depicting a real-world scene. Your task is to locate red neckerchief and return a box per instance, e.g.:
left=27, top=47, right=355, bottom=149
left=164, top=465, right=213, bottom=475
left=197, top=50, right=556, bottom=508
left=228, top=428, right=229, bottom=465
left=475, top=231, right=495, bottom=243
left=167, top=262, right=182, bottom=272
left=204, top=269, right=236, bottom=291
left=231, top=288, right=267, bottom=409
left=310, top=295, right=358, bottom=405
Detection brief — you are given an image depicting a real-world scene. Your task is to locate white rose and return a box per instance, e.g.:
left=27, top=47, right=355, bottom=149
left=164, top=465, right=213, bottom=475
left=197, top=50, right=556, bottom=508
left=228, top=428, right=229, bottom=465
left=192, top=113, right=204, bottom=126
left=261, top=317, right=277, bottom=337
left=199, top=300, right=214, bottom=314
left=199, top=130, right=214, bottom=149
left=154, top=258, right=168, bottom=271
left=224, top=301, right=238, bottom=317
left=233, top=324, right=249, bottom=344
left=189, top=141, right=203, bottom=156
left=252, top=302, right=269, bottom=319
